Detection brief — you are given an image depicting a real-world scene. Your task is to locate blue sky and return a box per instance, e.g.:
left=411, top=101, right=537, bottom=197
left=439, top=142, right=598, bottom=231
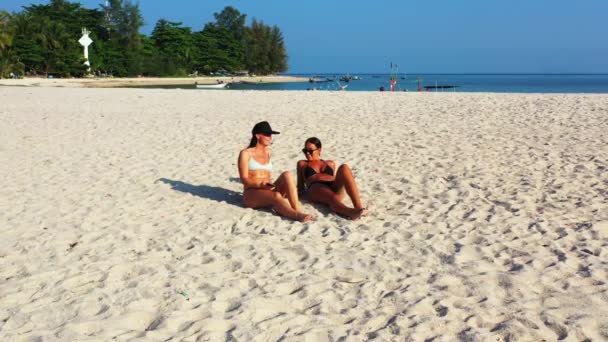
left=4, top=0, right=608, bottom=73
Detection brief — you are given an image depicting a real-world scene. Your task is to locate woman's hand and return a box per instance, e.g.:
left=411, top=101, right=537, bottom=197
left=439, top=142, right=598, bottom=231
left=315, top=174, right=335, bottom=182
left=260, top=182, right=275, bottom=190
left=305, top=173, right=334, bottom=186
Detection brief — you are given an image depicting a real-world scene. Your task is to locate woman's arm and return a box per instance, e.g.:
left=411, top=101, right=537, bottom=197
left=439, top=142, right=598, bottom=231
left=327, top=160, right=337, bottom=176
left=306, top=174, right=334, bottom=186
left=296, top=160, right=306, bottom=191
left=304, top=160, right=337, bottom=184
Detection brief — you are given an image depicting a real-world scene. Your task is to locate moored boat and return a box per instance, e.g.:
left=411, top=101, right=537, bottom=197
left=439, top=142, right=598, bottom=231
left=196, top=82, right=229, bottom=89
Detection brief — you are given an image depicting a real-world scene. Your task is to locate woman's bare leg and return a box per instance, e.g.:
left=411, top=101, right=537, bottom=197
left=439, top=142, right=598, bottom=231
left=274, top=171, right=300, bottom=211
left=332, top=164, right=363, bottom=209
left=244, top=189, right=312, bottom=222
left=308, top=184, right=364, bottom=220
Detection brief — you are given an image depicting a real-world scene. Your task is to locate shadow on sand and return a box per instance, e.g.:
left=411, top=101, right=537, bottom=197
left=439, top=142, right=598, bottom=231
left=157, top=178, right=242, bottom=207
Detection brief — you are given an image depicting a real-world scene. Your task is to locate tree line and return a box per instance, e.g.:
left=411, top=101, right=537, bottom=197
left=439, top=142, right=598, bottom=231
left=0, top=0, right=288, bottom=78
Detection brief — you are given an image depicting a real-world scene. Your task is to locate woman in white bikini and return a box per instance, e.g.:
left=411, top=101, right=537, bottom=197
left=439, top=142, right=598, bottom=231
left=238, top=121, right=314, bottom=222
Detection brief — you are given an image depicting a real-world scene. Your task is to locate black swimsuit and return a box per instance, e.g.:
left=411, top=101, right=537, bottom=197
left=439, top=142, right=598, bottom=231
left=304, top=160, right=334, bottom=188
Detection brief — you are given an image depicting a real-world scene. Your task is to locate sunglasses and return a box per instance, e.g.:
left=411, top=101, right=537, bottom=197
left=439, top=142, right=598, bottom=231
left=302, top=148, right=318, bottom=155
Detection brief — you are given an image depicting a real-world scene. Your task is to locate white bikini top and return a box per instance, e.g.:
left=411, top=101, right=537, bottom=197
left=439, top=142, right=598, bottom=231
left=248, top=151, right=272, bottom=171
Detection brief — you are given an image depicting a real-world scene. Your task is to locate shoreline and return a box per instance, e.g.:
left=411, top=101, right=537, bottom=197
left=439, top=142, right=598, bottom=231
left=0, top=75, right=308, bottom=88
left=2, top=79, right=607, bottom=94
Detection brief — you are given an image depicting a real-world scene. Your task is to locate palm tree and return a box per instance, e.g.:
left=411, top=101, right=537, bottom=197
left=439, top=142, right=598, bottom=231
left=9, top=13, right=44, bottom=75
left=0, top=11, right=16, bottom=78
left=34, top=18, right=69, bottom=75
left=0, top=11, right=12, bottom=49
left=11, top=12, right=33, bottom=36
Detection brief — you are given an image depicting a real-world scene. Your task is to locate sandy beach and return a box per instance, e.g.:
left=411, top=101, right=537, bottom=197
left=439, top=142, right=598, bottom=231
left=1, top=87, right=607, bottom=341
left=0, top=75, right=308, bottom=88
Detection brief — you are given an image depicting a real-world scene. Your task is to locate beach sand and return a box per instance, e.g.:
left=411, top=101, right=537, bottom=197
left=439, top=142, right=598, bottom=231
left=0, top=75, right=308, bottom=88
left=1, top=87, right=607, bottom=341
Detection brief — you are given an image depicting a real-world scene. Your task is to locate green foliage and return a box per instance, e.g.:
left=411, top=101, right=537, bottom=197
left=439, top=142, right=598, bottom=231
left=2, top=0, right=102, bottom=76
left=269, top=26, right=288, bottom=73
left=194, top=23, right=245, bottom=73
left=101, top=0, right=144, bottom=76
left=0, top=11, right=16, bottom=77
left=151, top=20, right=194, bottom=76
left=213, top=6, right=246, bottom=42
left=9, top=14, right=42, bottom=74
left=245, top=19, right=288, bottom=75
left=0, top=11, right=13, bottom=50
left=2, top=2, right=289, bottom=77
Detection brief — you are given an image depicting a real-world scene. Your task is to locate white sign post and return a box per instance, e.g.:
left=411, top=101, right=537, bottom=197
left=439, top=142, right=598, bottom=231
left=78, top=28, right=93, bottom=73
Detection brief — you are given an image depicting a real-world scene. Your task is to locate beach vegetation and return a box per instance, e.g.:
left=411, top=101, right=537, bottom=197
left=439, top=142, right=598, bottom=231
left=0, top=10, right=23, bottom=78
left=0, top=1, right=288, bottom=77
left=100, top=0, right=145, bottom=76
left=151, top=20, right=195, bottom=76
left=245, top=19, right=288, bottom=75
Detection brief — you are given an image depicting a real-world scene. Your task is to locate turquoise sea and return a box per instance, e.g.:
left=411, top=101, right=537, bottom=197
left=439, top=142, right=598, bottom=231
left=135, top=74, right=608, bottom=93
left=233, top=74, right=608, bottom=93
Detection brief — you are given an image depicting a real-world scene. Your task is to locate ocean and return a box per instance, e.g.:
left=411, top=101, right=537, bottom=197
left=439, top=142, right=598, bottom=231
left=231, top=74, right=608, bottom=93
left=131, top=74, right=608, bottom=93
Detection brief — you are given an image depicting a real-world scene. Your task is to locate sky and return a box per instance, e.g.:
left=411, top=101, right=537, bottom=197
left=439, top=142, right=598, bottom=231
left=3, top=0, right=608, bottom=73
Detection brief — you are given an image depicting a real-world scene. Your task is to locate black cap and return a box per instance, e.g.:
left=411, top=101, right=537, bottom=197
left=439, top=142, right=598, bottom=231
left=252, top=121, right=280, bottom=135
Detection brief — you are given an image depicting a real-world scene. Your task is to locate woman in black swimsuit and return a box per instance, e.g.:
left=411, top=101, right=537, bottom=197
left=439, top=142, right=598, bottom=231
left=296, top=137, right=368, bottom=220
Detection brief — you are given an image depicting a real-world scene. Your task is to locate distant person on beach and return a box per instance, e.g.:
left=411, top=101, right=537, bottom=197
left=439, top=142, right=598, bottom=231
left=297, top=137, right=368, bottom=220
left=238, top=121, right=314, bottom=222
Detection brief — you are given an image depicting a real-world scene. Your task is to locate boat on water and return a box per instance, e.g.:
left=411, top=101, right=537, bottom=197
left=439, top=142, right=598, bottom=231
left=241, top=80, right=263, bottom=84
left=195, top=82, right=229, bottom=89
left=309, top=76, right=333, bottom=83
left=423, top=85, right=458, bottom=90
left=339, top=73, right=360, bottom=82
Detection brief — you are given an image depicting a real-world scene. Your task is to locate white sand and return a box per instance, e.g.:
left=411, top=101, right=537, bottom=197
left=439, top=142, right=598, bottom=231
left=0, top=75, right=308, bottom=88
left=1, top=87, right=607, bottom=341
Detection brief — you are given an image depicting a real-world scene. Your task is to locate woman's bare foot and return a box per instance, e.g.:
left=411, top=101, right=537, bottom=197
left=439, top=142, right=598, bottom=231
left=355, top=203, right=371, bottom=218
left=335, top=207, right=368, bottom=220
left=296, top=212, right=315, bottom=222
left=349, top=208, right=368, bottom=220
left=359, top=207, right=369, bottom=217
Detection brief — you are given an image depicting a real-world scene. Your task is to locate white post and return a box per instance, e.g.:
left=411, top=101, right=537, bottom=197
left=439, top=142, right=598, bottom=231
left=78, top=28, right=93, bottom=73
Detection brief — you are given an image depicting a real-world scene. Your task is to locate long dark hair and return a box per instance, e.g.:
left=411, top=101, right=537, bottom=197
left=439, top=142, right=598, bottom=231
left=249, top=135, right=258, bottom=148
left=305, top=137, right=322, bottom=149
